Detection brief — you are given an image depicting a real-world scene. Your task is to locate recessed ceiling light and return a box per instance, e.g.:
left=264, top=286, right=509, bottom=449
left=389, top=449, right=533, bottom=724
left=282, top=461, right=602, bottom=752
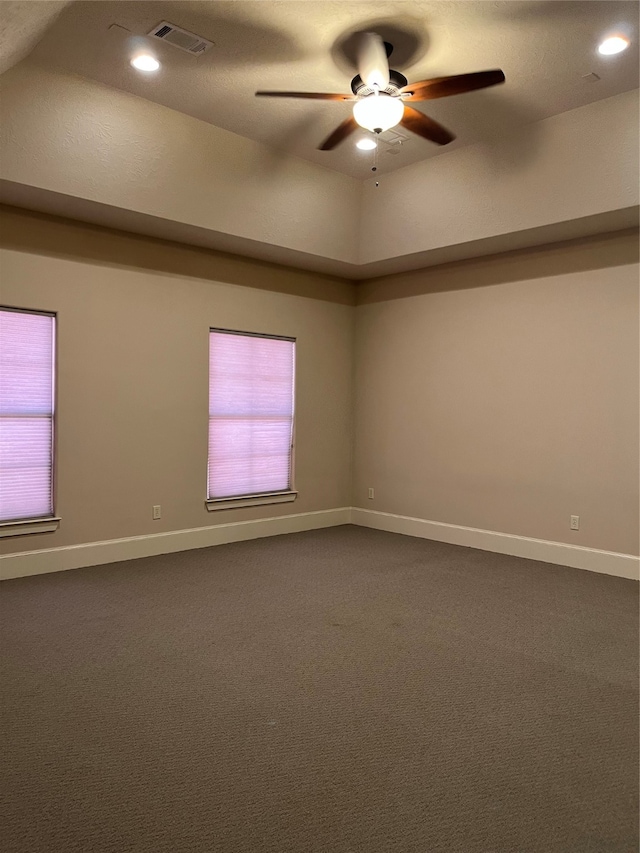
left=131, top=54, right=160, bottom=72
left=598, top=35, right=630, bottom=56
left=356, top=138, right=377, bottom=151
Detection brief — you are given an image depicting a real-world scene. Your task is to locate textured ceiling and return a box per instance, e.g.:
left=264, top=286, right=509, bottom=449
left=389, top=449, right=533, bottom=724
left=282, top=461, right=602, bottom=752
left=13, top=1, right=640, bottom=178
left=0, top=0, right=70, bottom=75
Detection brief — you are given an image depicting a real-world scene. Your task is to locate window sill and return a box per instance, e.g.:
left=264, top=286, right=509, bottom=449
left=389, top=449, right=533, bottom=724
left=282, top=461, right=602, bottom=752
left=0, top=517, right=61, bottom=538
left=206, top=491, right=297, bottom=512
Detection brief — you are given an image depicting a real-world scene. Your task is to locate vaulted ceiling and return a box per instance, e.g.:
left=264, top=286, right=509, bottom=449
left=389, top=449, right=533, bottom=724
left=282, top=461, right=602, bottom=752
left=16, top=0, right=640, bottom=177
left=0, top=1, right=638, bottom=279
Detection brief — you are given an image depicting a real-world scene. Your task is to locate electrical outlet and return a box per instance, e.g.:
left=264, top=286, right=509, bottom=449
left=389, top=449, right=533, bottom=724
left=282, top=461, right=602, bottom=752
left=570, top=515, right=579, bottom=530
left=153, top=505, right=161, bottom=520
left=368, top=488, right=375, bottom=500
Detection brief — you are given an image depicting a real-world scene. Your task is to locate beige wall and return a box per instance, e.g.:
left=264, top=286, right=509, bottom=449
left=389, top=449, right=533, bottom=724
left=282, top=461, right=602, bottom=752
left=353, top=234, right=639, bottom=556
left=0, top=243, right=354, bottom=555
left=1, top=212, right=638, bottom=559
left=0, top=205, right=356, bottom=306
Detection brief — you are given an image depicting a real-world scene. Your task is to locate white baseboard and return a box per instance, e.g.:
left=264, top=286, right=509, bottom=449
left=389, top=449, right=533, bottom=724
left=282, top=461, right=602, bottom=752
left=0, top=507, right=351, bottom=581
left=351, top=508, right=639, bottom=580
left=2, top=506, right=637, bottom=582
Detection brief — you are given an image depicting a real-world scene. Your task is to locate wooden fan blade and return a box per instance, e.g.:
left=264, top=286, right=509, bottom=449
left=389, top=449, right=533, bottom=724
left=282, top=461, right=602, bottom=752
left=256, top=91, right=352, bottom=101
left=318, top=116, right=359, bottom=150
left=400, top=106, right=455, bottom=145
left=402, top=69, right=505, bottom=101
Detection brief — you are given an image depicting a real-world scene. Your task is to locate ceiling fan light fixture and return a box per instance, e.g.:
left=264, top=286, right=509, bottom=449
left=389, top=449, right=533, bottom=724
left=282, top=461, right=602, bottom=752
left=598, top=35, right=630, bottom=55
left=353, top=94, right=404, bottom=133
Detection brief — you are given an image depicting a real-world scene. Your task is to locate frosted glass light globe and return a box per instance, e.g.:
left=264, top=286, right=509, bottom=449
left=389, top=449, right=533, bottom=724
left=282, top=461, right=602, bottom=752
left=353, top=94, right=404, bottom=133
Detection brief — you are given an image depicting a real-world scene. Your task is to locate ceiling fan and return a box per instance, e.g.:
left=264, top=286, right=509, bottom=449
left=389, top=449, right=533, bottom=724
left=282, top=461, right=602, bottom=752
left=256, top=33, right=505, bottom=150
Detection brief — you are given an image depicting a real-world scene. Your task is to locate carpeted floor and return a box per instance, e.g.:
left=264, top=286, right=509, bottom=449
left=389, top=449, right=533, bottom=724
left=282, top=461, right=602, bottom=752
left=1, top=525, right=638, bottom=853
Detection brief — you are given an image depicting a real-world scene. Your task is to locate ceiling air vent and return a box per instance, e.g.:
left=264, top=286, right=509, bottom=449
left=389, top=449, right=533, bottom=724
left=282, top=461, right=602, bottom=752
left=148, top=21, right=214, bottom=56
left=379, top=129, right=409, bottom=146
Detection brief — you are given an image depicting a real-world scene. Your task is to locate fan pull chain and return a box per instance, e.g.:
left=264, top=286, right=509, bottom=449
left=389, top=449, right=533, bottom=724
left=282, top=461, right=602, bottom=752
left=372, top=134, right=379, bottom=186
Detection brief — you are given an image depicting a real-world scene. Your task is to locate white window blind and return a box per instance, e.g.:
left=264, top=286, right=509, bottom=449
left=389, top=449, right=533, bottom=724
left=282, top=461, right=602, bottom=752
left=0, top=309, right=55, bottom=522
left=208, top=330, right=295, bottom=500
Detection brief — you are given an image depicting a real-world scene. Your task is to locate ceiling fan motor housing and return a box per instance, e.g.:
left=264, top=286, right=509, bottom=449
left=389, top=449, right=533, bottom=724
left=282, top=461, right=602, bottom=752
left=350, top=69, right=408, bottom=98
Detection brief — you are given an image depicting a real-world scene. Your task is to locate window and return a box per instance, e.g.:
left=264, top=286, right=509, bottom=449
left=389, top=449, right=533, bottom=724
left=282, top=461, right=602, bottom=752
left=207, top=329, right=296, bottom=510
left=0, top=308, right=59, bottom=536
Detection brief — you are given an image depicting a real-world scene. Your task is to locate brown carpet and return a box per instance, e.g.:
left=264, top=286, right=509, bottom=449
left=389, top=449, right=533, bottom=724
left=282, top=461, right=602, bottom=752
left=1, top=525, right=638, bottom=853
